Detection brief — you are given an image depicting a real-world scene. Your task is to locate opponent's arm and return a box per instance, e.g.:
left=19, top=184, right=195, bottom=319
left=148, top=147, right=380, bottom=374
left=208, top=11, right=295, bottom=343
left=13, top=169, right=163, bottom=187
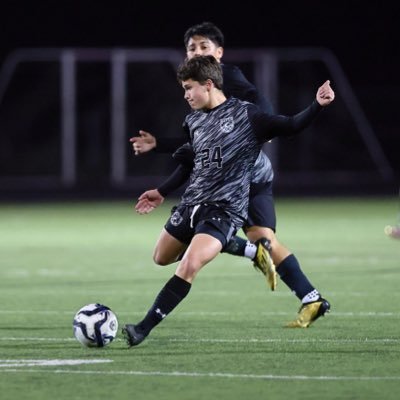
left=129, top=131, right=188, bottom=155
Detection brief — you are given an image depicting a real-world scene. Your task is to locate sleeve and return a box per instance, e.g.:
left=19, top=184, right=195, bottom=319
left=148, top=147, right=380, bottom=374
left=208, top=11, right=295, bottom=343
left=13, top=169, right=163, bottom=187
left=156, top=127, right=194, bottom=197
left=154, top=137, right=188, bottom=153
left=172, top=142, right=195, bottom=168
left=153, top=121, right=192, bottom=154
left=157, top=164, right=191, bottom=197
left=249, top=100, right=323, bottom=142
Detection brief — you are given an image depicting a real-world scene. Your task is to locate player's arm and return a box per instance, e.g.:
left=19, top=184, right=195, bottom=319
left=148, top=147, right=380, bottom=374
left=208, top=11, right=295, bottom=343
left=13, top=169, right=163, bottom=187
left=135, top=143, right=194, bottom=214
left=129, top=131, right=188, bottom=155
left=135, top=164, right=192, bottom=214
left=252, top=80, right=335, bottom=141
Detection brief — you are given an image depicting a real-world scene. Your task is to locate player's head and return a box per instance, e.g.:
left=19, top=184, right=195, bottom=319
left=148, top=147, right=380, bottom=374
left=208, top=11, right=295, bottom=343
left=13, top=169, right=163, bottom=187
left=177, top=55, right=223, bottom=110
left=184, top=22, right=224, bottom=62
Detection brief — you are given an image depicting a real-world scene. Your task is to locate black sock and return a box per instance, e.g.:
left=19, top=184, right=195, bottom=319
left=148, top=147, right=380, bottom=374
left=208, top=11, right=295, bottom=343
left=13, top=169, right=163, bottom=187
left=223, top=236, right=247, bottom=256
left=137, top=275, right=191, bottom=335
left=277, top=254, right=317, bottom=300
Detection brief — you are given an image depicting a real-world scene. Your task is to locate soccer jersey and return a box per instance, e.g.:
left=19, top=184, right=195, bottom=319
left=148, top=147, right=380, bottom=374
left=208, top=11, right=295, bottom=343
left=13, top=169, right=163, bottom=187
left=181, top=97, right=258, bottom=227
left=180, top=97, right=321, bottom=228
left=155, top=63, right=274, bottom=184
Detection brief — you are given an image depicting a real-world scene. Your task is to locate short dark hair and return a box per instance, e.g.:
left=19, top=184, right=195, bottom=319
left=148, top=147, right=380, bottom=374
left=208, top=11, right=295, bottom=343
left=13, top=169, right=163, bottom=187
left=183, top=22, right=225, bottom=48
left=177, top=55, right=223, bottom=90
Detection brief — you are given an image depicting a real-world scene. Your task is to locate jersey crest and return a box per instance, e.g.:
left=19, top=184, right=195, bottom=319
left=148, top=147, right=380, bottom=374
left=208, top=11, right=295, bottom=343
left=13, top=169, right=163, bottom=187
left=170, top=210, right=183, bottom=226
left=220, top=117, right=234, bottom=133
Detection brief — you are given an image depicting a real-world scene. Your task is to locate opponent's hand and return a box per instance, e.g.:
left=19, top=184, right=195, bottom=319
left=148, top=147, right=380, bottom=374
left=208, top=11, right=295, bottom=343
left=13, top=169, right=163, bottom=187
left=129, top=130, right=157, bottom=155
left=135, top=189, right=164, bottom=214
left=316, top=80, right=335, bottom=106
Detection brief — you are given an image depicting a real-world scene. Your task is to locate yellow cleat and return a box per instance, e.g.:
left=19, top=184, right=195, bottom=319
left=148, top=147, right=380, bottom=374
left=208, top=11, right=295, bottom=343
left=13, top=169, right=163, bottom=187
left=253, top=238, right=277, bottom=291
left=286, top=298, right=331, bottom=328
left=384, top=225, right=400, bottom=239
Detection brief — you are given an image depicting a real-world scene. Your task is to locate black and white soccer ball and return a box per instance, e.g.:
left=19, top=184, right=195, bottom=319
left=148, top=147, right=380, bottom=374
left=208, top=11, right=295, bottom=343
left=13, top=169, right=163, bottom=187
left=73, top=303, right=118, bottom=347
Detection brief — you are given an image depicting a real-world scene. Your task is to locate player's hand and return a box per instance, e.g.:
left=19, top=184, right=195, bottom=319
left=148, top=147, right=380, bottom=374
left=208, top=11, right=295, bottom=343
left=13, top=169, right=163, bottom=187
left=316, top=80, right=335, bottom=106
left=129, top=130, right=157, bottom=155
left=135, top=189, right=164, bottom=214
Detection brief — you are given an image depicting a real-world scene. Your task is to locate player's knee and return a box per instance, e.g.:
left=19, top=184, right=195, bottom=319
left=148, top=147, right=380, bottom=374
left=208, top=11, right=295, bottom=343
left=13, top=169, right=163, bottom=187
left=153, top=251, right=171, bottom=266
left=176, top=255, right=201, bottom=280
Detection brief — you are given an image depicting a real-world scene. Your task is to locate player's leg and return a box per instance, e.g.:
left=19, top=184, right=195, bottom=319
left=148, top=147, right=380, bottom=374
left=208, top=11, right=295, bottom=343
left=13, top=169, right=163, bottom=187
left=123, top=205, right=192, bottom=346
left=246, top=225, right=330, bottom=327
left=123, top=205, right=230, bottom=346
left=175, top=233, right=223, bottom=282
left=243, top=181, right=330, bottom=327
left=152, top=228, right=188, bottom=265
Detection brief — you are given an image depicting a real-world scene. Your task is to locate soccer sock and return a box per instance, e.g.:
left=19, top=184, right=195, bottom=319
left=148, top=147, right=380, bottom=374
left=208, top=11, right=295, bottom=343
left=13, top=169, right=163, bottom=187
left=223, top=236, right=256, bottom=259
left=136, top=274, right=191, bottom=335
left=277, top=254, right=319, bottom=301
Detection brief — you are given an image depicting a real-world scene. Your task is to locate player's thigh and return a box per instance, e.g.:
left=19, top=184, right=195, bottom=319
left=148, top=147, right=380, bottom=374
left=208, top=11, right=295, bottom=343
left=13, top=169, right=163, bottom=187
left=245, top=181, right=276, bottom=232
left=153, top=228, right=187, bottom=266
left=175, top=233, right=222, bottom=282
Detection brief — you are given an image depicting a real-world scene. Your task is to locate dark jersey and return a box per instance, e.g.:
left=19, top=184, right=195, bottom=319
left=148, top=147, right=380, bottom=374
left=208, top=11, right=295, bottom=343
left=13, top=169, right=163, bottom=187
left=222, top=64, right=273, bottom=114
left=180, top=97, right=321, bottom=228
left=155, top=63, right=274, bottom=184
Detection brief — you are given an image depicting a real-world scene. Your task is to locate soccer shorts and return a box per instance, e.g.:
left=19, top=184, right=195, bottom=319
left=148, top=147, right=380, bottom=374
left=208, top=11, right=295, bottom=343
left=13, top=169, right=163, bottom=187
left=243, top=180, right=276, bottom=232
left=165, top=203, right=236, bottom=249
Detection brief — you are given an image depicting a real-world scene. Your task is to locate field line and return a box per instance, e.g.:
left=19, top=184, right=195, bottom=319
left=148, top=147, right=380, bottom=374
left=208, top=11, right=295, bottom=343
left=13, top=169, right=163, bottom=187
left=1, top=368, right=400, bottom=381
left=0, top=310, right=400, bottom=317
left=1, top=337, right=399, bottom=344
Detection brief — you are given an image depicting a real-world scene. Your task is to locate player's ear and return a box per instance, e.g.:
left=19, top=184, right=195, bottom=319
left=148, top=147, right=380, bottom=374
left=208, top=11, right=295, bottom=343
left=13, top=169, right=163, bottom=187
left=216, top=47, right=224, bottom=62
left=205, top=79, right=214, bottom=91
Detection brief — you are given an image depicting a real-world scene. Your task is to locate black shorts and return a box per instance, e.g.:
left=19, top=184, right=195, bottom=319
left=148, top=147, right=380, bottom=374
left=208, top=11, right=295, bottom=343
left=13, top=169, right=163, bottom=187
left=243, top=180, right=276, bottom=232
left=164, top=203, right=236, bottom=249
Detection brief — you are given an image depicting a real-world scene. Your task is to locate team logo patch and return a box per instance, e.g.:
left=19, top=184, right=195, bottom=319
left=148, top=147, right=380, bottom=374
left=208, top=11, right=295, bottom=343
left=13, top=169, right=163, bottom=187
left=220, top=117, right=234, bottom=133
left=170, top=210, right=183, bottom=226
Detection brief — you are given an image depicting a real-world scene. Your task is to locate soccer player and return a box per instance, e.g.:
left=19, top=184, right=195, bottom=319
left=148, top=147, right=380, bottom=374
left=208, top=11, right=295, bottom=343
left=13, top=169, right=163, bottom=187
left=122, top=55, right=335, bottom=346
left=385, top=225, right=400, bottom=238
left=130, top=22, right=331, bottom=328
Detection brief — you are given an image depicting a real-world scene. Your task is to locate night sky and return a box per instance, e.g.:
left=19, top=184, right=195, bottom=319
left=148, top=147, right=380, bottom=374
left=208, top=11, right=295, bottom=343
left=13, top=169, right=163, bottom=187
left=1, top=1, right=398, bottom=88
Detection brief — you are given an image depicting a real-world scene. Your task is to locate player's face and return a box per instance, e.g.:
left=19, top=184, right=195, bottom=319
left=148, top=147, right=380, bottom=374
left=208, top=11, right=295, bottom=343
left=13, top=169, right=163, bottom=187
left=181, top=79, right=211, bottom=110
left=186, top=36, right=223, bottom=63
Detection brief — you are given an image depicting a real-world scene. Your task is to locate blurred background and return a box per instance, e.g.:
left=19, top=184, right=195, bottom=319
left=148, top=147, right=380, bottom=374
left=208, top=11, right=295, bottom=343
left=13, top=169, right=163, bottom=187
left=0, top=0, right=398, bottom=200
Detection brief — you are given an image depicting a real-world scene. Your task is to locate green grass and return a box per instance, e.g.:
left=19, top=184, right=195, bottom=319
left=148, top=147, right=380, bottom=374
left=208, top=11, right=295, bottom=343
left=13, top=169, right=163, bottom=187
left=0, top=197, right=399, bottom=400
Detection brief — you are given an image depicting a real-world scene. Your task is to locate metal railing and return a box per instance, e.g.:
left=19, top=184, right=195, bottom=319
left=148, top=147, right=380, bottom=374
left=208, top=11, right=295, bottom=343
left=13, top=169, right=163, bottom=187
left=0, top=47, right=394, bottom=190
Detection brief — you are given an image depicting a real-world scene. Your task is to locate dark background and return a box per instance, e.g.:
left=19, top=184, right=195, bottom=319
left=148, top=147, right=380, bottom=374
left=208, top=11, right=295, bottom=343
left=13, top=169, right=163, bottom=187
left=0, top=0, right=399, bottom=198
left=1, top=1, right=397, bottom=88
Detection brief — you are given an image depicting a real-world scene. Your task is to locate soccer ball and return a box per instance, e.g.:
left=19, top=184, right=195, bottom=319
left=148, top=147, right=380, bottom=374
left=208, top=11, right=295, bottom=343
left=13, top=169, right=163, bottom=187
left=73, top=303, right=118, bottom=347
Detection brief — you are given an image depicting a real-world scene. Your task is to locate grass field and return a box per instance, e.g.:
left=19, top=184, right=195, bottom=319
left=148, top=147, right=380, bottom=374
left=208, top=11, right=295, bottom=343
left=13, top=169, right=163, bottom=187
left=0, top=197, right=399, bottom=400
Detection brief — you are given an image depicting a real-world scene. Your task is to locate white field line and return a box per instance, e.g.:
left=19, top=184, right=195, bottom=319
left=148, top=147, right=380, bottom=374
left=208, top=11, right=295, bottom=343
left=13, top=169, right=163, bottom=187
left=0, top=310, right=399, bottom=317
left=0, top=337, right=400, bottom=344
left=0, top=368, right=400, bottom=381
left=0, top=359, right=112, bottom=367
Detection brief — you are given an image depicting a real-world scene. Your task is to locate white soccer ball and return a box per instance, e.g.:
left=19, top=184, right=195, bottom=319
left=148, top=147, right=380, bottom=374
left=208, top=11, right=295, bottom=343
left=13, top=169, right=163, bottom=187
left=73, top=303, right=118, bottom=347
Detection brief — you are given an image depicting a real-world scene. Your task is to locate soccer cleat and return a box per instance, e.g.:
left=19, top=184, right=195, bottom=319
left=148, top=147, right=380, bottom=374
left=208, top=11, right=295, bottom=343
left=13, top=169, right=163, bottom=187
left=252, top=238, right=277, bottom=291
left=122, top=324, right=147, bottom=347
left=384, top=225, right=400, bottom=239
left=286, top=298, right=331, bottom=328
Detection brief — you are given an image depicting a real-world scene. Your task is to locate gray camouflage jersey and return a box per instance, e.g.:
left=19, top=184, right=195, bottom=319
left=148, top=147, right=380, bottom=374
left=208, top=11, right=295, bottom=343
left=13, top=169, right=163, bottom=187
left=180, top=96, right=322, bottom=229
left=252, top=151, right=273, bottom=183
left=181, top=97, right=262, bottom=228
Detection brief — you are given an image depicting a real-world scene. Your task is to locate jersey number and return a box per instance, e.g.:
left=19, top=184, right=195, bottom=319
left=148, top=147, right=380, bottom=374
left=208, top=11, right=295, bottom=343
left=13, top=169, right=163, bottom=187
left=200, top=147, right=223, bottom=168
